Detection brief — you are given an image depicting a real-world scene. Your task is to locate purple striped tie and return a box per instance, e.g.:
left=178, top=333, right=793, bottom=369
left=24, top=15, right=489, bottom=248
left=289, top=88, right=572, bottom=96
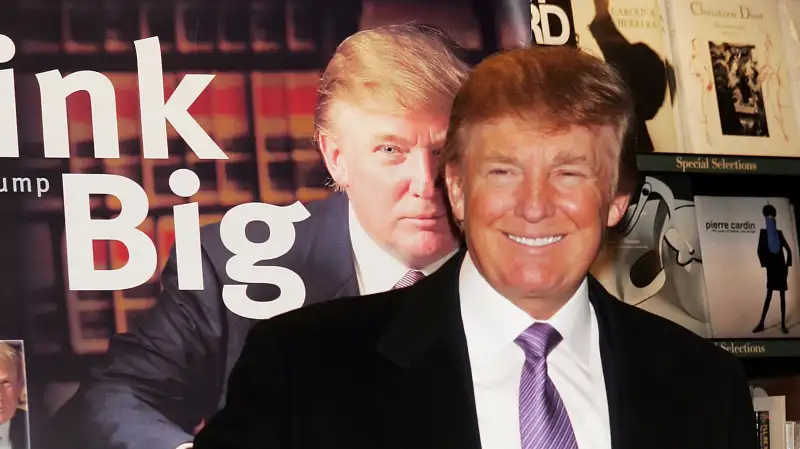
left=515, top=322, right=578, bottom=449
left=392, top=270, right=425, bottom=289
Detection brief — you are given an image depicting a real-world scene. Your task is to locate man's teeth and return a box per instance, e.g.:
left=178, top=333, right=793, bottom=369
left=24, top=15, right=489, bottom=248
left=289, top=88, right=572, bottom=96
left=507, top=234, right=563, bottom=247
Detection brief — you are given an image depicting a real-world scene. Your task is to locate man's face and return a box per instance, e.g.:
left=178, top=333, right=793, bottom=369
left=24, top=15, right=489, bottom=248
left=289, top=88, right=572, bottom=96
left=0, top=362, right=21, bottom=425
left=320, top=103, right=459, bottom=269
left=446, top=118, right=629, bottom=307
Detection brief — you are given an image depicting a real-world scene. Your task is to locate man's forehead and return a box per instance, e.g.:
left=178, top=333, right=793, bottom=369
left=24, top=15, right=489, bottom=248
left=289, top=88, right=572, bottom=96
left=465, top=119, right=616, bottom=160
left=333, top=102, right=449, bottom=142
left=0, top=363, right=17, bottom=382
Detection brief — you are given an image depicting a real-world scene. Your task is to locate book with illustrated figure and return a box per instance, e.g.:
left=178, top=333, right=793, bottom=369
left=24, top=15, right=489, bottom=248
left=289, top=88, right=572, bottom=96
left=591, top=174, right=712, bottom=337
left=663, top=0, right=800, bottom=156
left=694, top=196, right=800, bottom=338
left=572, top=0, right=684, bottom=153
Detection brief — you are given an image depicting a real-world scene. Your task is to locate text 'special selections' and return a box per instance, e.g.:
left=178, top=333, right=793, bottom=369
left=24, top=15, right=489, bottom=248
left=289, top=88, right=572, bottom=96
left=0, top=34, right=312, bottom=321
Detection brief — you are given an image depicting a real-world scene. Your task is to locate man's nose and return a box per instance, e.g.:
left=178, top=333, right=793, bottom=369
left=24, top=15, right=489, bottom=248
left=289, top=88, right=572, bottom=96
left=408, top=150, right=437, bottom=199
left=515, top=174, right=556, bottom=223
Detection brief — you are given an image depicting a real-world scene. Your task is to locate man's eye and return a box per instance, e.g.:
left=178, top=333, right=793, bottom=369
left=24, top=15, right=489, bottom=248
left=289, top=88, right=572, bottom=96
left=489, top=169, right=510, bottom=175
left=378, top=145, right=399, bottom=154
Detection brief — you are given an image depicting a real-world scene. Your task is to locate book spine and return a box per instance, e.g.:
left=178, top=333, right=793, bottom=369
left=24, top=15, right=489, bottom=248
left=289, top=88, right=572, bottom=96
left=655, top=0, right=687, bottom=153
left=758, top=410, right=771, bottom=449
left=661, top=0, right=696, bottom=153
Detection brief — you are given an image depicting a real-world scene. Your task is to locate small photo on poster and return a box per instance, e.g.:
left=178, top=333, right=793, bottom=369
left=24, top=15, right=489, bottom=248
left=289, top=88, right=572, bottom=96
left=0, top=340, right=29, bottom=449
left=708, top=41, right=770, bottom=138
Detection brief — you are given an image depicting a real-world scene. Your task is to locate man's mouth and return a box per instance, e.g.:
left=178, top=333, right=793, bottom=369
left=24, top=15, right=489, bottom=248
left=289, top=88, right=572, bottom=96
left=506, top=233, right=564, bottom=247
left=410, top=214, right=444, bottom=220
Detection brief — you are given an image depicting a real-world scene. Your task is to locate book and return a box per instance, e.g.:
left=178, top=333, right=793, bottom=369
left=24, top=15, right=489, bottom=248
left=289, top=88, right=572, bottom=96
left=663, top=0, right=800, bottom=156
left=591, top=174, right=712, bottom=337
left=694, top=196, right=799, bottom=338
left=754, top=396, right=787, bottom=449
left=572, top=0, right=684, bottom=153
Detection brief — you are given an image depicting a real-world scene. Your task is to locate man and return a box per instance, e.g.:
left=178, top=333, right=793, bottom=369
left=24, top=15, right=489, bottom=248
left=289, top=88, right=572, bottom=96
left=193, top=46, right=756, bottom=449
left=50, top=24, right=469, bottom=449
left=0, top=342, right=28, bottom=449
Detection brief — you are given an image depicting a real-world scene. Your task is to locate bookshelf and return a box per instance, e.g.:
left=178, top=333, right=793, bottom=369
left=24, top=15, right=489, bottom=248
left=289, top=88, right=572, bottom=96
left=634, top=161, right=800, bottom=382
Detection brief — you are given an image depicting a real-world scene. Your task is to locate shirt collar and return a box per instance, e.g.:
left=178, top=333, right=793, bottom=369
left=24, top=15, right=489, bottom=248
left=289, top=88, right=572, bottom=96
left=458, top=250, right=592, bottom=367
left=0, top=420, right=9, bottom=445
left=348, top=201, right=456, bottom=295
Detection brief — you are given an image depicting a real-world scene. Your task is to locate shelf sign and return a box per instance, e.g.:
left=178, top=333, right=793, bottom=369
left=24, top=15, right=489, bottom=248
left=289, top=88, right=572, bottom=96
left=637, top=154, right=800, bottom=175
left=712, top=339, right=800, bottom=357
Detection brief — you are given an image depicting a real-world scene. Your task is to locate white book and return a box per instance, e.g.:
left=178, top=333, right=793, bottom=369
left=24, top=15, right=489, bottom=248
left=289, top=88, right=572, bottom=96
left=591, top=175, right=712, bottom=337
left=694, top=196, right=799, bottom=338
left=755, top=396, right=788, bottom=449
left=777, top=0, right=800, bottom=133
left=663, top=0, right=800, bottom=156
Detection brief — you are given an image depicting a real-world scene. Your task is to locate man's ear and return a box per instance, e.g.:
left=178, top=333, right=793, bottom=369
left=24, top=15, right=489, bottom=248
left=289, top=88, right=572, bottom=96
left=318, top=133, right=349, bottom=188
left=607, top=191, right=631, bottom=227
left=445, top=163, right=465, bottom=222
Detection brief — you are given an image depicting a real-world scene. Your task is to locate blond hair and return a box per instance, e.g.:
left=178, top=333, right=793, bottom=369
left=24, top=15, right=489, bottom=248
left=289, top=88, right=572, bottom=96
left=314, top=23, right=472, bottom=145
left=441, top=45, right=637, bottom=196
left=0, top=341, right=26, bottom=408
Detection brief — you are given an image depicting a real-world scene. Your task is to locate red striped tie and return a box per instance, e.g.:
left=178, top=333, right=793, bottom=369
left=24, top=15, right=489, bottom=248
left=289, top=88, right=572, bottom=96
left=392, top=270, right=425, bottom=289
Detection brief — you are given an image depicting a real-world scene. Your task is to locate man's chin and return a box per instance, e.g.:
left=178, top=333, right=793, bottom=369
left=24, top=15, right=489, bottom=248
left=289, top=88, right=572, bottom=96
left=394, top=235, right=459, bottom=265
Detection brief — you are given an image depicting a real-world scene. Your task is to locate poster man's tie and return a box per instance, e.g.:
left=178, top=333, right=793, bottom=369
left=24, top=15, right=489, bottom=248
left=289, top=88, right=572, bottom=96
left=392, top=270, right=425, bottom=289
left=515, top=322, right=579, bottom=449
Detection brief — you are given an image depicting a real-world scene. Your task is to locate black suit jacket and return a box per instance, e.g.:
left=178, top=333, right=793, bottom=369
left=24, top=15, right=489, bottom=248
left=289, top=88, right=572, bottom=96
left=9, top=410, right=28, bottom=449
left=193, top=249, right=757, bottom=449
left=51, top=192, right=360, bottom=449
left=757, top=229, right=792, bottom=268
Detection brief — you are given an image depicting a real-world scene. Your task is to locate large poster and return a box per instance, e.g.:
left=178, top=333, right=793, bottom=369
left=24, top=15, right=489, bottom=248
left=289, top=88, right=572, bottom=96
left=0, top=1, right=532, bottom=448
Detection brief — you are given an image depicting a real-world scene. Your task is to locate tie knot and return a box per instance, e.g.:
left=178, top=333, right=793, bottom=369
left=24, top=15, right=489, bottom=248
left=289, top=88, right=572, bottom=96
left=515, top=322, right=562, bottom=359
left=393, top=270, right=425, bottom=289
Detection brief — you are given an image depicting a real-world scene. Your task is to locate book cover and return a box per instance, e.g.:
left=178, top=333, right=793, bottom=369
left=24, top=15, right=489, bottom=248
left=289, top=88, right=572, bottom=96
left=695, top=196, right=799, bottom=338
left=591, top=174, right=712, bottom=337
left=663, top=0, right=800, bottom=156
left=572, top=0, right=684, bottom=153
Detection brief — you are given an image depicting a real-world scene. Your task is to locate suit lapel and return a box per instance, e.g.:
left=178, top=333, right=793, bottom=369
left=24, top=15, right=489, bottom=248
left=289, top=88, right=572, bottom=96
left=588, top=276, right=670, bottom=449
left=374, top=250, right=482, bottom=449
left=299, top=192, right=359, bottom=303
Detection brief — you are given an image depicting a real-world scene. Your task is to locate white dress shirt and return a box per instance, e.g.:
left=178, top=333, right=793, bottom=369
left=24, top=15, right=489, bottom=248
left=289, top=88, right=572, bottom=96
left=348, top=203, right=455, bottom=294
left=0, top=421, right=11, bottom=449
left=458, top=251, right=611, bottom=449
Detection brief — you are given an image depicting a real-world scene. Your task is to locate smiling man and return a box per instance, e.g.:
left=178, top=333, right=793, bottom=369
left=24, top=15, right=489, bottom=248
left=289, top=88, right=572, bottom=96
left=193, top=46, right=756, bottom=449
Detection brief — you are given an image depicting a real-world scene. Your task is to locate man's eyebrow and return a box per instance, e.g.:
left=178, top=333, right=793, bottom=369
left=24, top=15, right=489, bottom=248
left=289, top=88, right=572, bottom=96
left=371, top=133, right=415, bottom=146
left=552, top=152, right=591, bottom=165
left=482, top=150, right=519, bottom=164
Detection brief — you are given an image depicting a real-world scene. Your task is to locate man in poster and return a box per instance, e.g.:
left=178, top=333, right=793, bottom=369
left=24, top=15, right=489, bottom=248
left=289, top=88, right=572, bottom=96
left=50, top=24, right=470, bottom=449
left=193, top=46, right=756, bottom=449
left=0, top=342, right=28, bottom=449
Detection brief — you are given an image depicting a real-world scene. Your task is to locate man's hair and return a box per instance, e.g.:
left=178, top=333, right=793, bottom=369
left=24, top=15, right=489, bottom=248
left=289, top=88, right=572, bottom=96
left=440, top=45, right=637, bottom=196
left=313, top=23, right=472, bottom=145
